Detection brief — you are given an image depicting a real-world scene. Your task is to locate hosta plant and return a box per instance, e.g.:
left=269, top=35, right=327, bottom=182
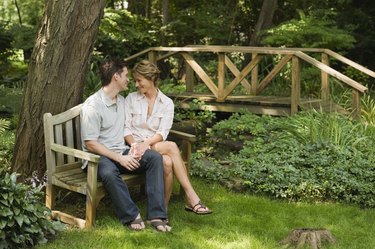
left=0, top=168, right=63, bottom=249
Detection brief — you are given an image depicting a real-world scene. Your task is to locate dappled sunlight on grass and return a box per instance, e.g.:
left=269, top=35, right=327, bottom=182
left=36, top=177, right=375, bottom=249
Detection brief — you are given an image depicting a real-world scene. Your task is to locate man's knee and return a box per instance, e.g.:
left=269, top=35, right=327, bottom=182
left=98, top=157, right=118, bottom=180
left=143, top=149, right=163, bottom=166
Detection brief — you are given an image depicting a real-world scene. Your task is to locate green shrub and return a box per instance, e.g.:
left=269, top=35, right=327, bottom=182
left=0, top=119, right=14, bottom=169
left=0, top=130, right=14, bottom=168
left=0, top=168, right=63, bottom=249
left=360, top=94, right=375, bottom=127
left=191, top=111, right=375, bottom=207
left=203, top=111, right=273, bottom=157
left=262, top=10, right=355, bottom=51
left=173, top=99, right=215, bottom=135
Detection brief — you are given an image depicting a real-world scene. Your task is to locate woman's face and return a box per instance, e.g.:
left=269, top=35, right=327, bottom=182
left=134, top=74, right=155, bottom=94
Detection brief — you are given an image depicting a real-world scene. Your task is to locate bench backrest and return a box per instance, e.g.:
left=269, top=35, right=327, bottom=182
left=44, top=104, right=84, bottom=174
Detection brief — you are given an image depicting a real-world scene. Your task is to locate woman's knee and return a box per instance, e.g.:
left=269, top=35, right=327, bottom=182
left=163, top=156, right=173, bottom=175
left=164, top=141, right=180, bottom=154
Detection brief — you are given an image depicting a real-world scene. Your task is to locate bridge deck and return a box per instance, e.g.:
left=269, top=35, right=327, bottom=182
left=167, top=93, right=343, bottom=116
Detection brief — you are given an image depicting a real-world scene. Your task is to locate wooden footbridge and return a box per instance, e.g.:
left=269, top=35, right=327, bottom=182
left=125, top=45, right=375, bottom=119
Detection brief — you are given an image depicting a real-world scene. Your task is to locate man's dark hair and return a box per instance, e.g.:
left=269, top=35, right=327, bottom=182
left=99, top=58, right=127, bottom=86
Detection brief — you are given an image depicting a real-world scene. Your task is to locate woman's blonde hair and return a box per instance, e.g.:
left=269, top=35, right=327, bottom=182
left=132, top=60, right=160, bottom=87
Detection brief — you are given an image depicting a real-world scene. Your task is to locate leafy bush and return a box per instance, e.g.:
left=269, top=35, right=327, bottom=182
left=0, top=120, right=14, bottom=169
left=83, top=56, right=102, bottom=100
left=96, top=8, right=158, bottom=59
left=192, top=111, right=375, bottom=207
left=203, top=111, right=273, bottom=157
left=280, top=110, right=370, bottom=149
left=173, top=99, right=215, bottom=135
left=0, top=168, right=63, bottom=248
left=262, top=10, right=355, bottom=51
left=360, top=94, right=375, bottom=127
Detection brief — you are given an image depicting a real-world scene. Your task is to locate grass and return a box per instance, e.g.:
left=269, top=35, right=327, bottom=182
left=36, top=178, right=375, bottom=249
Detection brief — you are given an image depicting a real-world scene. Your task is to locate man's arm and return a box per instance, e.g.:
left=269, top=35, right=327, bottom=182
left=85, top=140, right=140, bottom=171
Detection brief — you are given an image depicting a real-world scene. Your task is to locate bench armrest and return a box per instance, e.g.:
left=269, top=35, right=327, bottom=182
left=50, top=143, right=100, bottom=163
left=169, top=129, right=196, bottom=142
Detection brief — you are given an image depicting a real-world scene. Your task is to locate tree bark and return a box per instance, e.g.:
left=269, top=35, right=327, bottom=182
left=11, top=0, right=106, bottom=180
left=14, top=0, right=23, bottom=25
left=160, top=0, right=169, bottom=46
left=128, top=0, right=150, bottom=17
left=161, top=0, right=169, bottom=26
left=249, top=0, right=278, bottom=46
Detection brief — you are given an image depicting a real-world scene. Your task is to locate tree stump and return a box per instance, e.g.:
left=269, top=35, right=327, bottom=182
left=280, top=228, right=336, bottom=249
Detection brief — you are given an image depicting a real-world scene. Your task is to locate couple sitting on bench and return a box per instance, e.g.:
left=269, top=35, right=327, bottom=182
left=80, top=58, right=212, bottom=232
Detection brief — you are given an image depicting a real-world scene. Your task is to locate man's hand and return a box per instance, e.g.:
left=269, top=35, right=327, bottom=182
left=117, top=154, right=140, bottom=171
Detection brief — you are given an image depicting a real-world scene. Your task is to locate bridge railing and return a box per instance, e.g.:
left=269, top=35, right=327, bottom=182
left=125, top=46, right=373, bottom=119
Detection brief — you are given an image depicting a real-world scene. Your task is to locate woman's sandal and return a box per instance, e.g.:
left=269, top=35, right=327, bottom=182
left=185, top=201, right=213, bottom=215
left=126, top=216, right=145, bottom=231
left=147, top=219, right=172, bottom=232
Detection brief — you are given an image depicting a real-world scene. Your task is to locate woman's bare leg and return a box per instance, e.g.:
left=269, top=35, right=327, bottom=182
left=153, top=141, right=210, bottom=212
left=162, top=155, right=173, bottom=208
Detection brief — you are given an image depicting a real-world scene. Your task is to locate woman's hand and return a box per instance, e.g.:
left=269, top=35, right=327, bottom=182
left=117, top=154, right=140, bottom=171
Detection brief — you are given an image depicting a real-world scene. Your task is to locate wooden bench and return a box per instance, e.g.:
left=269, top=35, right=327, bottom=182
left=43, top=104, right=196, bottom=229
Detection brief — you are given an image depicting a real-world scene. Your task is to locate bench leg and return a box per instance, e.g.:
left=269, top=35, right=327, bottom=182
left=85, top=193, right=96, bottom=229
left=45, top=183, right=55, bottom=210
left=86, top=162, right=98, bottom=228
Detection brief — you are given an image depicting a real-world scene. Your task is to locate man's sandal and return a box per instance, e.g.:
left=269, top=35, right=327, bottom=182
left=185, top=201, right=213, bottom=215
left=126, top=217, right=145, bottom=231
left=147, top=219, right=172, bottom=232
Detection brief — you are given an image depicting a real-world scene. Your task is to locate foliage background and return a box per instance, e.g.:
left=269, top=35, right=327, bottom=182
left=0, top=1, right=374, bottom=248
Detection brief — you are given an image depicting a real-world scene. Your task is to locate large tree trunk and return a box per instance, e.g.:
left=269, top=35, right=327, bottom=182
left=249, top=0, right=278, bottom=46
left=11, top=0, right=106, bottom=180
left=160, top=0, right=169, bottom=45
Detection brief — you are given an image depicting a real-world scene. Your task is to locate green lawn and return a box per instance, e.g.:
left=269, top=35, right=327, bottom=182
left=36, top=178, right=375, bottom=249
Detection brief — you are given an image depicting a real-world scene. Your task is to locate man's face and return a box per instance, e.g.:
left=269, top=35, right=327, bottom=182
left=116, top=67, right=129, bottom=91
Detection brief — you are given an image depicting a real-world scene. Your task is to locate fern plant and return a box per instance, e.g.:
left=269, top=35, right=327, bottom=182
left=0, top=119, right=10, bottom=133
left=280, top=110, right=369, bottom=150
left=360, top=94, right=375, bottom=127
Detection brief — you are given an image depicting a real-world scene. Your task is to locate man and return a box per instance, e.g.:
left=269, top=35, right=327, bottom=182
left=80, top=58, right=171, bottom=232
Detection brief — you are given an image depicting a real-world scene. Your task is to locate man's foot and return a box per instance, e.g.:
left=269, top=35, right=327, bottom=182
left=185, top=201, right=212, bottom=215
left=148, top=219, right=172, bottom=232
left=126, top=214, right=145, bottom=231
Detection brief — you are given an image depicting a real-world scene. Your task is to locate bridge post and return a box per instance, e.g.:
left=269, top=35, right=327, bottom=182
left=351, top=90, right=361, bottom=120
left=185, top=62, right=194, bottom=93
left=321, top=53, right=330, bottom=110
left=217, top=52, right=225, bottom=102
left=251, top=53, right=259, bottom=95
left=291, top=56, right=301, bottom=115
left=147, top=51, right=157, bottom=64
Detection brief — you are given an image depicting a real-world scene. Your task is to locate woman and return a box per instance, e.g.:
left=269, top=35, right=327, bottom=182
left=124, top=60, right=212, bottom=215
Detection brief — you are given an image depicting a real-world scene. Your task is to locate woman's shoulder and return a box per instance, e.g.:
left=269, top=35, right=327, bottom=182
left=158, top=90, right=173, bottom=104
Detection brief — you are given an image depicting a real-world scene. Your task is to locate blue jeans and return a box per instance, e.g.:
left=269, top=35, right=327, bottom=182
left=98, top=149, right=167, bottom=225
